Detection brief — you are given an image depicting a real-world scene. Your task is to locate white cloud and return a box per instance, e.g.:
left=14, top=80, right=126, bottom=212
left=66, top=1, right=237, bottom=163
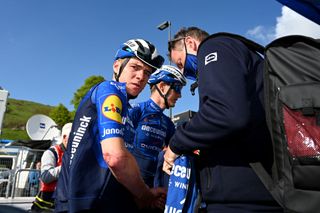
left=247, top=6, right=320, bottom=44
left=246, top=25, right=275, bottom=45
left=275, top=6, right=320, bottom=39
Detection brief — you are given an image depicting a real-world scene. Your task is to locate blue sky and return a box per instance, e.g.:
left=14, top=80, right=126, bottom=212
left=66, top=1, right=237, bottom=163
left=1, top=0, right=320, bottom=117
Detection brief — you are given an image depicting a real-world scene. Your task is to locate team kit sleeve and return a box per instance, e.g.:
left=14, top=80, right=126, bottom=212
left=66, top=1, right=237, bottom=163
left=95, top=83, right=127, bottom=142
left=170, top=37, right=251, bottom=154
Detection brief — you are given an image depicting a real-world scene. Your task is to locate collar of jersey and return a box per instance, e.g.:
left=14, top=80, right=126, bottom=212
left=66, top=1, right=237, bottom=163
left=148, top=98, right=163, bottom=113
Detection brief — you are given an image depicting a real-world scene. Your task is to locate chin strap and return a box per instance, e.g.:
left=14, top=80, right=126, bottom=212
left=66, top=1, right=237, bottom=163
left=114, top=58, right=130, bottom=82
left=155, top=84, right=172, bottom=109
left=114, top=58, right=139, bottom=100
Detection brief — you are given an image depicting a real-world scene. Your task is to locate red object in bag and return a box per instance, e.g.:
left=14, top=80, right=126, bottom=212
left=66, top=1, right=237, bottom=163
left=283, top=105, right=320, bottom=157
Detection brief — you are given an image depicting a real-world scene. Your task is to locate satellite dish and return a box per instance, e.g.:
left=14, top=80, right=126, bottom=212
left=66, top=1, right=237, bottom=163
left=26, top=114, right=60, bottom=140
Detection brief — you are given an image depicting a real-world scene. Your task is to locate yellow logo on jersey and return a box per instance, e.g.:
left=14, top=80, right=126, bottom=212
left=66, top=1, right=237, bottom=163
left=102, top=95, right=123, bottom=123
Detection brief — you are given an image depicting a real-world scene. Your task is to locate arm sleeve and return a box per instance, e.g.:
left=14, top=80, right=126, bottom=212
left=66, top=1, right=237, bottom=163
left=170, top=37, right=251, bottom=154
left=40, top=149, right=60, bottom=183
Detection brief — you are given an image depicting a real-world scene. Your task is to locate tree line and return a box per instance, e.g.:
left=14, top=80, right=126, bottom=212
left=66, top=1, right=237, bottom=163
left=50, top=75, right=105, bottom=128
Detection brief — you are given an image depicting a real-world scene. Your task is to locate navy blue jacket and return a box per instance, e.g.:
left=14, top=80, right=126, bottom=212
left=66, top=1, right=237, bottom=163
left=170, top=35, right=282, bottom=212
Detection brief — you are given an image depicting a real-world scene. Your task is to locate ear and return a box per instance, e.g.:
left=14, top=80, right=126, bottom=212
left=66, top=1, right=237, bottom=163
left=185, top=36, right=198, bottom=52
left=159, top=82, right=169, bottom=93
left=113, top=60, right=120, bottom=76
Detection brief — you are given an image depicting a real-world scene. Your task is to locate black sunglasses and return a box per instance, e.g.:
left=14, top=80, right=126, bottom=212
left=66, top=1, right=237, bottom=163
left=170, top=83, right=183, bottom=94
left=168, top=37, right=186, bottom=52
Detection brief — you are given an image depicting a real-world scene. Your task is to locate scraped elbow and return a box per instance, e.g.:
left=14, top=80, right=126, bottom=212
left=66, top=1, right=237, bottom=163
left=104, top=151, right=128, bottom=174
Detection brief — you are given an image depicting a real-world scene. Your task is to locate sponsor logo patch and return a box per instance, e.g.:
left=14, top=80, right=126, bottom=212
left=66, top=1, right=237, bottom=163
left=102, top=95, right=122, bottom=123
left=205, top=52, right=217, bottom=65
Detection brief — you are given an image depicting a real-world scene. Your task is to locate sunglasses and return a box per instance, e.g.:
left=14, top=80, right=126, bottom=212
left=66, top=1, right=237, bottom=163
left=170, top=84, right=183, bottom=94
left=168, top=37, right=186, bottom=52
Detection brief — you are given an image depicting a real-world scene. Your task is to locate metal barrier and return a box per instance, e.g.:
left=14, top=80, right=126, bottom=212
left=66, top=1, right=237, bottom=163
left=11, top=169, right=40, bottom=198
left=0, top=168, right=41, bottom=198
left=0, top=146, right=44, bottom=210
left=0, top=168, right=12, bottom=198
left=0, top=146, right=44, bottom=198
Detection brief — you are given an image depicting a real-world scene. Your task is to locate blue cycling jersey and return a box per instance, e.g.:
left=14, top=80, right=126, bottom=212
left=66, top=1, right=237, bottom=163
left=130, top=99, right=175, bottom=159
left=55, top=80, right=138, bottom=213
left=124, top=106, right=135, bottom=153
left=129, top=99, right=175, bottom=187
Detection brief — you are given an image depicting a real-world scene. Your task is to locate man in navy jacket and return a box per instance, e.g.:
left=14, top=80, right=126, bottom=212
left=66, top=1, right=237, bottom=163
left=163, top=27, right=282, bottom=213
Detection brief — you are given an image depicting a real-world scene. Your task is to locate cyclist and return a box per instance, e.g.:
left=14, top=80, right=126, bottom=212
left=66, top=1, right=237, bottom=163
left=55, top=39, right=166, bottom=213
left=129, top=65, right=186, bottom=187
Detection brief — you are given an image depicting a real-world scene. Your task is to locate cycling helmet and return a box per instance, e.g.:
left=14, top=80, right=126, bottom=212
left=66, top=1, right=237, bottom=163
left=115, top=39, right=164, bottom=70
left=148, top=65, right=186, bottom=86
left=149, top=65, right=186, bottom=109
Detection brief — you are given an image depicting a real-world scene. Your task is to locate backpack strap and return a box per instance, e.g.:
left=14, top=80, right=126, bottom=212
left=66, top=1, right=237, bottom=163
left=202, top=32, right=265, bottom=55
left=189, top=32, right=265, bottom=95
left=249, top=162, right=284, bottom=209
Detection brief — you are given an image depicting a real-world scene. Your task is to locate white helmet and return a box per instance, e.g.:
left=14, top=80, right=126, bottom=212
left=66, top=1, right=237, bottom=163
left=148, top=65, right=186, bottom=86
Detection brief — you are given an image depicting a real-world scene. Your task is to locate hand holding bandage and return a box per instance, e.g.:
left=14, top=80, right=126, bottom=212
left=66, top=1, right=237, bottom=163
left=163, top=145, right=179, bottom=175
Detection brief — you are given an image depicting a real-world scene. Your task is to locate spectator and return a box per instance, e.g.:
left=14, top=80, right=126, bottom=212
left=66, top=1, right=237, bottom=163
left=28, top=161, right=41, bottom=197
left=31, top=123, right=72, bottom=213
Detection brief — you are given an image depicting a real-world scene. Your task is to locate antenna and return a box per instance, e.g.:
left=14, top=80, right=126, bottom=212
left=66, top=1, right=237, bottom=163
left=26, top=114, right=60, bottom=140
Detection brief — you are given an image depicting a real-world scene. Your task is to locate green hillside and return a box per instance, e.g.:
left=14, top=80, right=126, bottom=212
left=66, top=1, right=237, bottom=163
left=1, top=98, right=55, bottom=140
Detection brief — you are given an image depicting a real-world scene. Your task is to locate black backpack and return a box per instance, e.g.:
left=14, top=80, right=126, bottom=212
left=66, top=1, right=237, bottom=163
left=250, top=35, right=320, bottom=213
left=210, top=33, right=320, bottom=213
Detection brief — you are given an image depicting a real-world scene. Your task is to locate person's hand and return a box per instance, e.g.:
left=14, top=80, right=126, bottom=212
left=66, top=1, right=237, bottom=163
left=135, top=187, right=167, bottom=210
left=149, top=187, right=167, bottom=209
left=163, top=146, right=179, bottom=175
